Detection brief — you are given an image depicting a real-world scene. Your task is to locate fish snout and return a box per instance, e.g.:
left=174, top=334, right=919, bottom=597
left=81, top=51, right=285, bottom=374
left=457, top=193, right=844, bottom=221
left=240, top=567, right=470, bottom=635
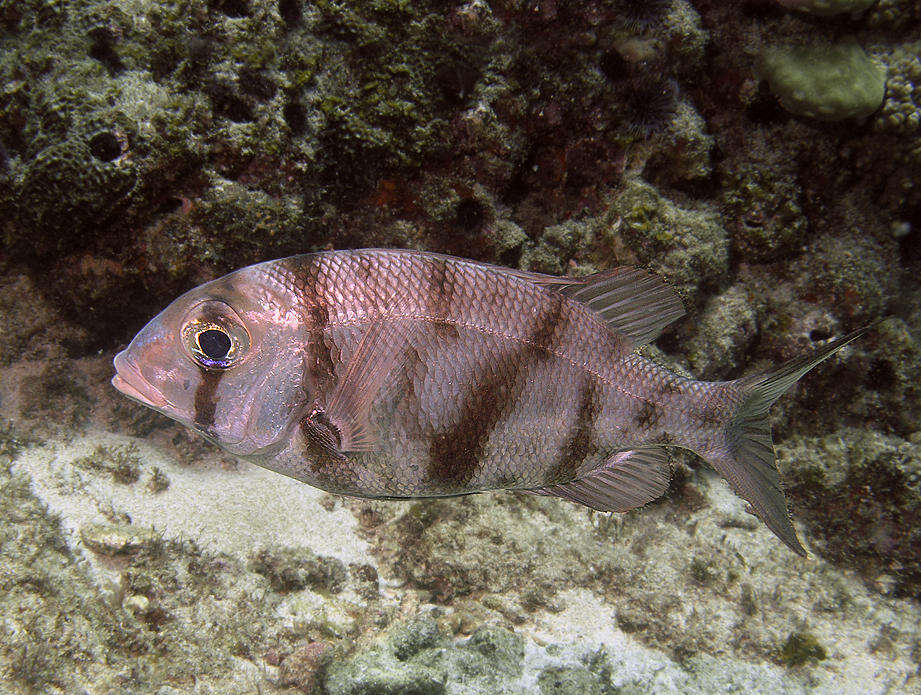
left=112, top=350, right=170, bottom=409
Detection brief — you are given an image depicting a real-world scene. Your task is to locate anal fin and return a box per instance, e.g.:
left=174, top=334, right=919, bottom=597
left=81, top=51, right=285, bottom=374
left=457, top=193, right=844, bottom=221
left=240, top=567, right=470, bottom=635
left=530, top=448, right=672, bottom=512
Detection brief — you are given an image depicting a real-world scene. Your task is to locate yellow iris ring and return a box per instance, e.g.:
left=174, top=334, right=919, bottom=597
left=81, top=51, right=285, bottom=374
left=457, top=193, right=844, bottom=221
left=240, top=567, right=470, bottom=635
left=181, top=320, right=248, bottom=369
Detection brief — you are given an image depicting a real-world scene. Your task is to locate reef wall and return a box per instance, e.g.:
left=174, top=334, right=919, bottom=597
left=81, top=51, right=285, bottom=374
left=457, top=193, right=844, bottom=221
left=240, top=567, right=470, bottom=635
left=1, top=1, right=920, bottom=693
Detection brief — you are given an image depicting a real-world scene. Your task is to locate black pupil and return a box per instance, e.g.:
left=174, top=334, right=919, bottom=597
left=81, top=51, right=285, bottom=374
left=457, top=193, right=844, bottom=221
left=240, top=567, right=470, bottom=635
left=198, top=329, right=231, bottom=360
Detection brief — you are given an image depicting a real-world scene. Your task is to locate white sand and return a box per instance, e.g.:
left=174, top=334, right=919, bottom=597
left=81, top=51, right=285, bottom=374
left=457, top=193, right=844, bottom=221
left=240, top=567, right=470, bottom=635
left=12, top=429, right=370, bottom=564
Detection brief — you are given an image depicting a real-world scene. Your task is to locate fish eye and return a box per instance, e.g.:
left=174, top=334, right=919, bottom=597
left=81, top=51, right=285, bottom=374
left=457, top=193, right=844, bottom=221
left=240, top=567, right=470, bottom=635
left=181, top=304, right=250, bottom=370
left=197, top=328, right=232, bottom=360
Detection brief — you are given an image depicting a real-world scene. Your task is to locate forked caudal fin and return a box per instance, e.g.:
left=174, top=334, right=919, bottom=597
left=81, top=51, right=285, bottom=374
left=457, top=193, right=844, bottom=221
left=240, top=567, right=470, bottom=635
left=707, top=324, right=876, bottom=556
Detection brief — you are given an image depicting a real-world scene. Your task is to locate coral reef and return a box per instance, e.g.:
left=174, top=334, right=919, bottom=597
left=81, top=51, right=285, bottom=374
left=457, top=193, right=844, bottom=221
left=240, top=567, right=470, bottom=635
left=759, top=42, right=887, bottom=121
left=780, top=429, right=921, bottom=598
left=868, top=0, right=921, bottom=29
left=720, top=163, right=808, bottom=263
left=1, top=0, right=921, bottom=692
left=685, top=284, right=759, bottom=379
left=775, top=0, right=877, bottom=16
left=0, top=273, right=86, bottom=365
left=325, top=620, right=525, bottom=695
left=877, top=42, right=921, bottom=136
left=249, top=545, right=348, bottom=594
left=605, top=179, right=728, bottom=306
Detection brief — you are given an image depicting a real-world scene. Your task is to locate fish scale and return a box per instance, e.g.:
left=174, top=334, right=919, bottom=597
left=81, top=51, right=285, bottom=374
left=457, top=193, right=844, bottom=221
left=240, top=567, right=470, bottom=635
left=113, top=248, right=874, bottom=555
left=270, top=252, right=652, bottom=492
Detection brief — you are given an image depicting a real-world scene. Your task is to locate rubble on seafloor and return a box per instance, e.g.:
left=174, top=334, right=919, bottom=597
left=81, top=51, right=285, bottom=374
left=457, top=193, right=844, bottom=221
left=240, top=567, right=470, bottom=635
left=0, top=0, right=920, bottom=692
left=0, top=353, right=920, bottom=693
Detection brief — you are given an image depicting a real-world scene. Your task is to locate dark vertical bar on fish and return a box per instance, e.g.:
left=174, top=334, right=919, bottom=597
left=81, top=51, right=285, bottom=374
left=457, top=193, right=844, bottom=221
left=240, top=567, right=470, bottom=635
left=112, top=248, right=876, bottom=555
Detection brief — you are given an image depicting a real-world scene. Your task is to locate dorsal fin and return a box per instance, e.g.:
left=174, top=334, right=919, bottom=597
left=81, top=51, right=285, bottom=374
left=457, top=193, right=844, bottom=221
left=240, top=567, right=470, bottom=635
left=527, top=448, right=672, bottom=512
left=514, top=267, right=685, bottom=346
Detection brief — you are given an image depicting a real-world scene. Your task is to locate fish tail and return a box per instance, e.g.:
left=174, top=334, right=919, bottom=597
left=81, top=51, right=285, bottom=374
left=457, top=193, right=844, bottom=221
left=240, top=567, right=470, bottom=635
left=703, top=324, right=875, bottom=556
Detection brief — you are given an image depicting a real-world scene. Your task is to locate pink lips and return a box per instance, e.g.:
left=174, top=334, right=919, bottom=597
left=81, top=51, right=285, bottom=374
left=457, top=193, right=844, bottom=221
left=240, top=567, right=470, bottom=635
left=112, top=350, right=170, bottom=409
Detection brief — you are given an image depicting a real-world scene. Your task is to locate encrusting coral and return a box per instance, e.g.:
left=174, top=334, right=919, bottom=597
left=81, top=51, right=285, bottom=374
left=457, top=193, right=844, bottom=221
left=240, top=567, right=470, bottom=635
left=1, top=0, right=920, bottom=693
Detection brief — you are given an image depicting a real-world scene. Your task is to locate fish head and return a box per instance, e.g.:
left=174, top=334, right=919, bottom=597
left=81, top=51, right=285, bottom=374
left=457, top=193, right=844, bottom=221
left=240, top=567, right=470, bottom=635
left=112, top=265, right=307, bottom=457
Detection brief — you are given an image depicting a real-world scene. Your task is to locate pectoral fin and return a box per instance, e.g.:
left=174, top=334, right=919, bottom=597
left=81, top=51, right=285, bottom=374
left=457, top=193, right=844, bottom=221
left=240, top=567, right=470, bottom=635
left=529, top=448, right=672, bottom=512
left=301, top=408, right=350, bottom=461
left=303, top=318, right=408, bottom=455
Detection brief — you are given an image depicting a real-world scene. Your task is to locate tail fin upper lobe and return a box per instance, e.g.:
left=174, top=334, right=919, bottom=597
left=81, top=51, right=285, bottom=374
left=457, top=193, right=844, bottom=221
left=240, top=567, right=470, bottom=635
left=705, top=324, right=874, bottom=556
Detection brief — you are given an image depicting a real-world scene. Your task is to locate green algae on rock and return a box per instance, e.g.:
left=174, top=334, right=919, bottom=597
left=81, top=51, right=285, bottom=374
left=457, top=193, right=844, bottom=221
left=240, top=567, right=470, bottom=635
left=72, top=443, right=142, bottom=485
left=779, top=632, right=827, bottom=666
left=390, top=615, right=445, bottom=661
left=323, top=618, right=525, bottom=695
left=324, top=624, right=449, bottom=695
left=760, top=42, right=887, bottom=121
left=780, top=428, right=921, bottom=598
left=721, top=164, right=808, bottom=263
left=538, top=665, right=603, bottom=695
left=0, top=433, right=282, bottom=693
left=605, top=178, right=729, bottom=306
left=249, top=544, right=348, bottom=594
left=12, top=136, right=136, bottom=256
left=775, top=0, right=877, bottom=16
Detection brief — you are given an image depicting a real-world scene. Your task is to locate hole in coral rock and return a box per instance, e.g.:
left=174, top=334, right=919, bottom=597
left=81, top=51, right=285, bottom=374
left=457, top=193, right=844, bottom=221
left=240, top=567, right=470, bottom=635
left=436, top=61, right=480, bottom=107
left=279, top=0, right=302, bottom=27
left=156, top=197, right=184, bottom=215
left=206, top=81, right=254, bottom=122
left=808, top=328, right=832, bottom=342
left=599, top=50, right=630, bottom=82
left=239, top=67, right=277, bottom=101
left=867, top=359, right=896, bottom=391
left=89, top=26, right=124, bottom=74
left=89, top=132, right=122, bottom=162
left=283, top=99, right=307, bottom=135
left=210, top=0, right=250, bottom=17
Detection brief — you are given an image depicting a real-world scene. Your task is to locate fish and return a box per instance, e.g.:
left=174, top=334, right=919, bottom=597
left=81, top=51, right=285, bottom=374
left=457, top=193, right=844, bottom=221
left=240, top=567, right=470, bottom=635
left=112, top=248, right=872, bottom=555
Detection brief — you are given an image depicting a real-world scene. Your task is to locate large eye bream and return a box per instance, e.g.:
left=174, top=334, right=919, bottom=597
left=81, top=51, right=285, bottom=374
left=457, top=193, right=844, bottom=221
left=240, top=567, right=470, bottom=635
left=181, top=303, right=250, bottom=370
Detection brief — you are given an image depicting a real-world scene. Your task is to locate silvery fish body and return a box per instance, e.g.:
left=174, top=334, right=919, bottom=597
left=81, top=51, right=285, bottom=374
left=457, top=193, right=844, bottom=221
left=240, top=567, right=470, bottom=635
left=112, top=249, right=870, bottom=555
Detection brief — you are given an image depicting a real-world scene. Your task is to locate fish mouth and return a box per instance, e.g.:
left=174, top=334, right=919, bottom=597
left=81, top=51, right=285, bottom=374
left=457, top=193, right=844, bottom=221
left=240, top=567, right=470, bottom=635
left=112, top=351, right=170, bottom=410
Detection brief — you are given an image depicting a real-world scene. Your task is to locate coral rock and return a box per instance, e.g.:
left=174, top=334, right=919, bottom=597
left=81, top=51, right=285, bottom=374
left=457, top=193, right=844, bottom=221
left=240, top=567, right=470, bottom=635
left=776, top=0, right=877, bottom=16
left=760, top=42, right=887, bottom=121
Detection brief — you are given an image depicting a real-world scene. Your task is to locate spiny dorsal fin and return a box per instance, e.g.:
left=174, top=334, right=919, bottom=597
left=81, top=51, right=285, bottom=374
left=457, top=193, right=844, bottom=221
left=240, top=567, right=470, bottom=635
left=530, top=448, right=673, bottom=512
left=515, top=267, right=685, bottom=347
